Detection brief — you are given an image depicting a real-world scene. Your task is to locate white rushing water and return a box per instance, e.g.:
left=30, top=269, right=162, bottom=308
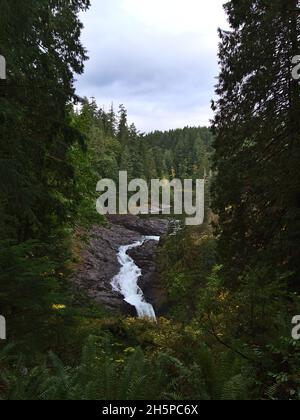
left=111, top=236, right=160, bottom=319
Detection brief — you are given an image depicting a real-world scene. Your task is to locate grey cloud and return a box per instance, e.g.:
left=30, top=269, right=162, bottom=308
left=76, top=0, right=224, bottom=131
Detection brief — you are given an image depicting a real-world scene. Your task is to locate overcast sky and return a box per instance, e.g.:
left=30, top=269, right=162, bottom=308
left=76, top=0, right=228, bottom=133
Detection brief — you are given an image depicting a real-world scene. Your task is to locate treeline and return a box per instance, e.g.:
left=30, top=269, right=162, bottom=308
left=144, top=127, right=213, bottom=180
left=72, top=99, right=213, bottom=184
left=69, top=99, right=213, bottom=224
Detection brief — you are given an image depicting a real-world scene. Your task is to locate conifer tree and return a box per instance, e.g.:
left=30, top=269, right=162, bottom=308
left=120, top=145, right=134, bottom=180
left=107, top=103, right=117, bottom=138
left=117, top=104, right=129, bottom=144
left=212, top=0, right=300, bottom=287
left=0, top=0, right=90, bottom=242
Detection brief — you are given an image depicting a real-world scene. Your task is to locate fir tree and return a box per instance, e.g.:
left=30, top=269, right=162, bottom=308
left=212, top=0, right=300, bottom=288
left=117, top=104, right=129, bottom=144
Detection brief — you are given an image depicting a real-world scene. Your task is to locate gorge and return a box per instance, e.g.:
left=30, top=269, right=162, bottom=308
left=73, top=215, right=169, bottom=317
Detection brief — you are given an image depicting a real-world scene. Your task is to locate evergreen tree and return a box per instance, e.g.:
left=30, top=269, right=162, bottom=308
left=144, top=149, right=158, bottom=181
left=117, top=104, right=129, bottom=144
left=144, top=127, right=213, bottom=180
left=212, top=0, right=300, bottom=288
left=0, top=0, right=90, bottom=242
left=107, top=103, right=117, bottom=138
left=0, top=0, right=90, bottom=341
left=120, top=145, right=134, bottom=180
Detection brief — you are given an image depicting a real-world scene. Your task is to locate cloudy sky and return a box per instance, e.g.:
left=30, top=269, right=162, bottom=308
left=76, top=0, right=228, bottom=133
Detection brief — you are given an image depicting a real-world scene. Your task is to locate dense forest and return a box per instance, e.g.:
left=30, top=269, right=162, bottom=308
left=0, top=0, right=300, bottom=401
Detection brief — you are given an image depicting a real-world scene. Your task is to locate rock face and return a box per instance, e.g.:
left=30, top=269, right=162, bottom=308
left=107, top=214, right=169, bottom=236
left=128, top=240, right=168, bottom=316
left=73, top=223, right=140, bottom=314
left=73, top=215, right=169, bottom=316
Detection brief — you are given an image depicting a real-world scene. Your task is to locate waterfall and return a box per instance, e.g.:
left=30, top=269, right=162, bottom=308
left=111, top=236, right=160, bottom=319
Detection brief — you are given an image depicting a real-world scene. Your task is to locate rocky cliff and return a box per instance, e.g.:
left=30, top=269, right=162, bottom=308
left=73, top=215, right=169, bottom=316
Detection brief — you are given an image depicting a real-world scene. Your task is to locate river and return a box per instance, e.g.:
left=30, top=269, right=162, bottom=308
left=111, top=236, right=160, bottom=319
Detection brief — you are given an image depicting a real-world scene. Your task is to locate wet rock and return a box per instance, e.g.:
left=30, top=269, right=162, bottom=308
left=73, top=223, right=141, bottom=315
left=107, top=214, right=169, bottom=236
left=73, top=216, right=169, bottom=316
left=122, top=301, right=138, bottom=317
left=128, top=240, right=168, bottom=316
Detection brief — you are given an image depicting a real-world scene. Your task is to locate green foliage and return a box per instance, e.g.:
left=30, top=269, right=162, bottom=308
left=0, top=0, right=90, bottom=243
left=195, top=0, right=300, bottom=400
left=221, top=374, right=251, bottom=401
left=0, top=334, right=207, bottom=400
left=0, top=240, right=64, bottom=343
left=144, top=127, right=213, bottom=181
left=158, top=226, right=217, bottom=321
left=212, top=0, right=300, bottom=290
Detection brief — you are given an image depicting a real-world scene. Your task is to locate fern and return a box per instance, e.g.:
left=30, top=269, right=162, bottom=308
left=221, top=374, right=251, bottom=401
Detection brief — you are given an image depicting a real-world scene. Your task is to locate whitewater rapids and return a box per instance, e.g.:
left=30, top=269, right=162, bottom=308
left=111, top=236, right=160, bottom=319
